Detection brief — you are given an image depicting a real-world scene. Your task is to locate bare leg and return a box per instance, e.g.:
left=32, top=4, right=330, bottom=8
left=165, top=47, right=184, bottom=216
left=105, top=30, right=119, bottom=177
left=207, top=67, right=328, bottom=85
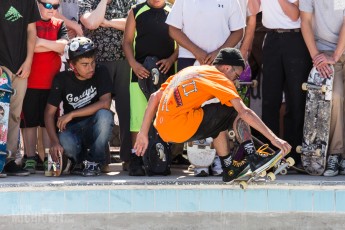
left=22, top=127, right=37, bottom=158
left=212, top=130, right=231, bottom=156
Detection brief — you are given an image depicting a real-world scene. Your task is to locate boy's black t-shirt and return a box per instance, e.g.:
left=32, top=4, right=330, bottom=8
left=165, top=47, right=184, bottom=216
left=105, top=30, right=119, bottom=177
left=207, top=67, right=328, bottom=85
left=0, top=0, right=41, bottom=73
left=48, top=65, right=112, bottom=123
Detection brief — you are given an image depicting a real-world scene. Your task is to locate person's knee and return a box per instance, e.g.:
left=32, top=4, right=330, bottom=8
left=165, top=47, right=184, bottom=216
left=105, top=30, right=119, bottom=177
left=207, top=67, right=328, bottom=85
left=59, top=133, right=81, bottom=161
left=94, top=109, right=114, bottom=126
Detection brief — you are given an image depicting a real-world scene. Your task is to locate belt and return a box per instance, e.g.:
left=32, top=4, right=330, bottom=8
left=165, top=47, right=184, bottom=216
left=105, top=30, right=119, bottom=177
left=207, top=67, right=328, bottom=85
left=272, top=28, right=301, bottom=33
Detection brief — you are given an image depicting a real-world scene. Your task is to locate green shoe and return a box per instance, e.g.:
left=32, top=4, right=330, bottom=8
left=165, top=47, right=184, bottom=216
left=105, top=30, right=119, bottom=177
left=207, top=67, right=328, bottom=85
left=23, top=159, right=37, bottom=174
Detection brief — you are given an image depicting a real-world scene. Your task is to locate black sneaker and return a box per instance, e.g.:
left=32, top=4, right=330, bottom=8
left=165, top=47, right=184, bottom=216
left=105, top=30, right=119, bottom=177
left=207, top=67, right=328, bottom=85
left=4, top=160, right=30, bottom=176
left=243, top=140, right=281, bottom=173
left=129, top=155, right=145, bottom=176
left=82, top=160, right=101, bottom=177
left=323, top=155, right=340, bottom=177
left=222, top=157, right=249, bottom=183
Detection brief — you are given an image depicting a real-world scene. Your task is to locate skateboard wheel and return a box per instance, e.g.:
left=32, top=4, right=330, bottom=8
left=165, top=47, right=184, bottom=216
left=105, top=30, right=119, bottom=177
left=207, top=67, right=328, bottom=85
left=187, top=142, right=193, bottom=147
left=267, top=172, right=276, bottom=181
left=286, top=157, right=295, bottom=167
left=251, top=79, right=258, bottom=88
left=301, top=83, right=308, bottom=91
left=239, top=181, right=248, bottom=190
left=296, top=145, right=302, bottom=153
left=234, top=80, right=240, bottom=88
left=280, top=168, right=288, bottom=175
left=228, top=130, right=236, bottom=139
left=321, top=85, right=327, bottom=93
left=315, top=149, right=322, bottom=157
left=259, top=171, right=267, bottom=177
left=210, top=142, right=214, bottom=149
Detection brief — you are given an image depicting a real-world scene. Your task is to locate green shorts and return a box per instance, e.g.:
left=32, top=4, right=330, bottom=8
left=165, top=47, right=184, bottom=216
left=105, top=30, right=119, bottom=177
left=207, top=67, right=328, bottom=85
left=130, top=82, right=147, bottom=132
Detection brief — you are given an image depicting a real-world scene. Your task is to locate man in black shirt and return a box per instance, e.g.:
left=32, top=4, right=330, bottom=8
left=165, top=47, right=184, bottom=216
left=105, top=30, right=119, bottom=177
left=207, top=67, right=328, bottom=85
left=0, top=0, right=41, bottom=176
left=44, top=37, right=114, bottom=176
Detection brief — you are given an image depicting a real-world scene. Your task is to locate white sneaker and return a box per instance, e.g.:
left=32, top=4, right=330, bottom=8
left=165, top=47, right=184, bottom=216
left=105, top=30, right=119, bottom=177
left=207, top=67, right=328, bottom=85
left=194, top=167, right=209, bottom=177
left=323, top=155, right=340, bottom=177
left=211, top=155, right=223, bottom=176
left=339, top=158, right=345, bottom=175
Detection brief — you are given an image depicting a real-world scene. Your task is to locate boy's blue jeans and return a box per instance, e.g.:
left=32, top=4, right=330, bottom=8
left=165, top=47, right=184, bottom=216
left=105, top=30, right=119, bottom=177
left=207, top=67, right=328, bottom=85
left=58, top=109, right=114, bottom=164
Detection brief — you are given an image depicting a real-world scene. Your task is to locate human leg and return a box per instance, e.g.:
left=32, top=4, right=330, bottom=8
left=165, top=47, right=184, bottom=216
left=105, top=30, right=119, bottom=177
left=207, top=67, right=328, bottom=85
left=324, top=54, right=345, bottom=176
left=282, top=32, right=312, bottom=164
left=262, top=32, right=284, bottom=137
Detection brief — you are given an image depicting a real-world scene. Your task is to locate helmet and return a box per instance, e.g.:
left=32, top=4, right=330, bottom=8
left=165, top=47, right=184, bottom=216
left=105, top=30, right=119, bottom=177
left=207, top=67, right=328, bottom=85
left=64, top=37, right=96, bottom=61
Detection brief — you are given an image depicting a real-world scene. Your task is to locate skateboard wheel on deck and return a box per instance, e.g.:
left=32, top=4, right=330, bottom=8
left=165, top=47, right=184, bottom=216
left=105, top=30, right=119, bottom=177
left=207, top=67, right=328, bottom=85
left=259, top=171, right=267, bottom=177
left=280, top=168, right=288, bottom=175
left=251, top=79, right=258, bottom=88
left=234, top=80, right=240, bottom=88
left=296, top=145, right=302, bottom=153
left=187, top=142, right=193, bottom=147
left=210, top=142, right=214, bottom=149
left=267, top=172, right=276, bottom=181
left=315, top=149, right=322, bottom=157
left=286, top=157, right=295, bottom=167
left=228, top=130, right=236, bottom=139
left=321, top=85, right=327, bottom=93
left=239, top=181, right=248, bottom=190
left=301, top=83, right=308, bottom=91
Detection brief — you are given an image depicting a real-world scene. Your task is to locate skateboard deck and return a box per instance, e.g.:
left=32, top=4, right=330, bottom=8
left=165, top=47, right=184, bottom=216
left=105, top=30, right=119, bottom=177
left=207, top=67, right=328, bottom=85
left=234, top=64, right=257, bottom=107
left=139, top=56, right=167, bottom=100
left=142, top=126, right=171, bottom=176
left=297, top=66, right=334, bottom=175
left=229, top=117, right=294, bottom=189
left=45, top=149, right=64, bottom=177
left=0, top=70, right=14, bottom=175
left=187, top=137, right=216, bottom=167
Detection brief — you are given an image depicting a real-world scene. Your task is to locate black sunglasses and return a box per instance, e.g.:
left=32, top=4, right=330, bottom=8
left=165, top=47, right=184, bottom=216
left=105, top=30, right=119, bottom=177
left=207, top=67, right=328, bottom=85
left=37, top=0, right=60, bottom=10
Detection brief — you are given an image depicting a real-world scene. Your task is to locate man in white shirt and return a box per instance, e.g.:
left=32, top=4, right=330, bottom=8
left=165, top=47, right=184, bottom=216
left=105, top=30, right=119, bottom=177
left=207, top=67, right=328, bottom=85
left=250, top=0, right=312, bottom=167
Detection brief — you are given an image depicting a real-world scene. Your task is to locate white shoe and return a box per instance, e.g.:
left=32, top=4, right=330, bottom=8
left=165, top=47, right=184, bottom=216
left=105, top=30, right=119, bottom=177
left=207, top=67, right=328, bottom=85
left=211, top=155, right=223, bottom=176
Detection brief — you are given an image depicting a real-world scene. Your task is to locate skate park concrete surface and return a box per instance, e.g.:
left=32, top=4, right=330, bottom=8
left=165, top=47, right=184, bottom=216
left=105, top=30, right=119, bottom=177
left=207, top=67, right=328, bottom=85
left=0, top=162, right=345, bottom=230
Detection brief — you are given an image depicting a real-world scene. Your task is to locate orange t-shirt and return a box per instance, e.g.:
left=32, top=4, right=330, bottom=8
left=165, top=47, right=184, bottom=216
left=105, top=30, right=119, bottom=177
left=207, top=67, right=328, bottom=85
left=154, top=65, right=240, bottom=143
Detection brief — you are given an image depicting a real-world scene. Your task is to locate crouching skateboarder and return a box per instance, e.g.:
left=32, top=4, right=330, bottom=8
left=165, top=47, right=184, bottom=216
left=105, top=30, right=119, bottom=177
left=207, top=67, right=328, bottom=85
left=134, top=48, right=291, bottom=182
left=45, top=37, right=114, bottom=176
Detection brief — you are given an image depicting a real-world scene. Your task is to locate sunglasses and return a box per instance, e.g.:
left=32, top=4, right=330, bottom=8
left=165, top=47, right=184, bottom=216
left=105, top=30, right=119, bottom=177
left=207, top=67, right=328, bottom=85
left=37, top=0, right=60, bottom=10
left=231, top=66, right=240, bottom=79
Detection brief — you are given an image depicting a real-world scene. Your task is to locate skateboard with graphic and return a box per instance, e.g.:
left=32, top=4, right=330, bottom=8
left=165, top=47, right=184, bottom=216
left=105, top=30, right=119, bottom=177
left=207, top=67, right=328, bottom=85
left=139, top=56, right=171, bottom=176
left=234, top=64, right=257, bottom=107
left=296, top=66, right=334, bottom=175
left=0, top=70, right=16, bottom=177
left=228, top=117, right=294, bottom=189
left=138, top=56, right=167, bottom=99
left=45, top=148, right=68, bottom=177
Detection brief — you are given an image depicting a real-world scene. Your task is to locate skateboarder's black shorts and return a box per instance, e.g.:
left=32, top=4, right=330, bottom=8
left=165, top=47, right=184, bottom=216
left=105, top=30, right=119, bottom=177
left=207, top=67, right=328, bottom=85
left=188, top=103, right=237, bottom=141
left=20, top=89, right=50, bottom=128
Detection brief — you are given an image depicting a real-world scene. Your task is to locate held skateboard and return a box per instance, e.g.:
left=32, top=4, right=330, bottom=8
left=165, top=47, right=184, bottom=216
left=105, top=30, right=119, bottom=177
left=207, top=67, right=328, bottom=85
left=228, top=117, right=294, bottom=189
left=0, top=70, right=16, bottom=177
left=296, top=66, right=334, bottom=175
left=138, top=56, right=167, bottom=99
left=45, top=149, right=64, bottom=177
left=139, top=56, right=171, bottom=176
left=234, top=64, right=257, bottom=107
